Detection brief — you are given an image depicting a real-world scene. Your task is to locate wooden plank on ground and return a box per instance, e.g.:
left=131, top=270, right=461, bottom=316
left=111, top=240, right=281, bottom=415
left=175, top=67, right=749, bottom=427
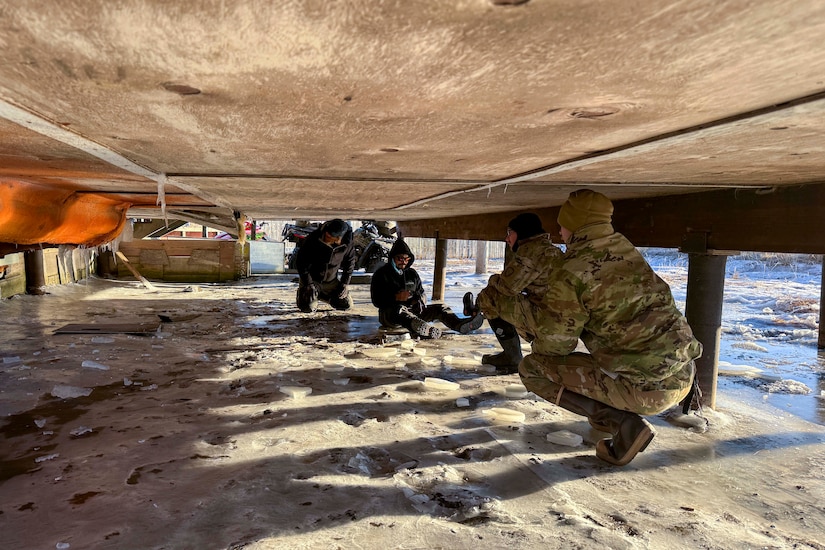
left=54, top=321, right=161, bottom=335
left=115, top=250, right=157, bottom=290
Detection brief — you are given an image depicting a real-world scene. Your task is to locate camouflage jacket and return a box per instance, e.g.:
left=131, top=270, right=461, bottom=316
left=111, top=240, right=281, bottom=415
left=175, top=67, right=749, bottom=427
left=484, top=233, right=563, bottom=305
left=538, top=222, right=701, bottom=384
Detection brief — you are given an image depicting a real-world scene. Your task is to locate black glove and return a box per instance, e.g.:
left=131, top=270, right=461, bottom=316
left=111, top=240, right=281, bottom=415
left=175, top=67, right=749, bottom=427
left=336, top=283, right=349, bottom=299
left=300, top=282, right=318, bottom=303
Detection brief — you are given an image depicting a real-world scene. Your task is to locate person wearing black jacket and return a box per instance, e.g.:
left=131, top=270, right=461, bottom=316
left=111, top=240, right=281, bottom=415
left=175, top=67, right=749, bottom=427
left=370, top=238, right=483, bottom=338
left=295, top=219, right=357, bottom=313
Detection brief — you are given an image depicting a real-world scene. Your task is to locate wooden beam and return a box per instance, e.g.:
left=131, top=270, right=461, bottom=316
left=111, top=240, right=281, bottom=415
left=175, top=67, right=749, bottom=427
left=115, top=251, right=157, bottom=291
left=398, top=183, right=825, bottom=254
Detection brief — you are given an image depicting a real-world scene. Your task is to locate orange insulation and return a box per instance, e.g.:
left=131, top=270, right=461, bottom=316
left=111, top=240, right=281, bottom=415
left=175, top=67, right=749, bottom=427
left=0, top=179, right=130, bottom=246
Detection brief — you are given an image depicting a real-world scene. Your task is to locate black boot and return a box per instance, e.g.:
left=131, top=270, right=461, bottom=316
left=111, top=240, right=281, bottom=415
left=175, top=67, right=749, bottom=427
left=440, top=308, right=484, bottom=334
left=463, top=292, right=480, bottom=316
left=554, top=387, right=655, bottom=466
left=482, top=317, right=522, bottom=373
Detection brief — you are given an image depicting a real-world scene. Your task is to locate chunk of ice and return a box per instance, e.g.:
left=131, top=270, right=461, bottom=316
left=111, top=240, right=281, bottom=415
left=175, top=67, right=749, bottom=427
left=422, top=377, right=460, bottom=391
left=51, top=385, right=93, bottom=399
left=546, top=430, right=583, bottom=447
left=443, top=355, right=478, bottom=367
left=81, top=360, right=110, bottom=370
left=279, top=385, right=312, bottom=399
left=504, top=384, right=529, bottom=398
left=481, top=407, right=526, bottom=423
left=361, top=347, right=399, bottom=359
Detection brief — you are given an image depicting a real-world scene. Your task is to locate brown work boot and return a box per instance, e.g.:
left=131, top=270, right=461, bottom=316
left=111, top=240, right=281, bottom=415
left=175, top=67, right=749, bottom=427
left=552, top=387, right=655, bottom=466
left=595, top=415, right=655, bottom=466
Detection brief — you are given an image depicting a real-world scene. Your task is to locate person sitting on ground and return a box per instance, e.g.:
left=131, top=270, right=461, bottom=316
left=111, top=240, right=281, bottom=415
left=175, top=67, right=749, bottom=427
left=463, top=212, right=563, bottom=373
left=370, top=238, right=484, bottom=339
left=518, top=189, right=702, bottom=466
left=295, top=219, right=357, bottom=313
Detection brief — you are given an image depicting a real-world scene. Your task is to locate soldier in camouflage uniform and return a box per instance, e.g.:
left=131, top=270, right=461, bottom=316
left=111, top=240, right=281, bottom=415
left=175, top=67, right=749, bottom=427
left=520, top=189, right=701, bottom=466
left=467, top=213, right=564, bottom=373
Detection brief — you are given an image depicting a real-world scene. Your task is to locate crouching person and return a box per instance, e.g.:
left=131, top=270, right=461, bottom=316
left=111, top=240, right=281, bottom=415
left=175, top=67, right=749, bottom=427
left=370, top=238, right=483, bottom=339
left=295, top=219, right=357, bottom=313
left=466, top=213, right=563, bottom=373
left=521, top=189, right=701, bottom=466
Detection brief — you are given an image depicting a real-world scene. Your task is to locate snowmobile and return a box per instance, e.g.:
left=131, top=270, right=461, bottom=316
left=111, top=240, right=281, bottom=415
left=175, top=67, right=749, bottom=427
left=282, top=220, right=396, bottom=272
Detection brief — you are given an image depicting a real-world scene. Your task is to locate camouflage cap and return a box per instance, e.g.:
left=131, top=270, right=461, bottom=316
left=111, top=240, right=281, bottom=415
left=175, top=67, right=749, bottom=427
left=558, top=189, right=613, bottom=231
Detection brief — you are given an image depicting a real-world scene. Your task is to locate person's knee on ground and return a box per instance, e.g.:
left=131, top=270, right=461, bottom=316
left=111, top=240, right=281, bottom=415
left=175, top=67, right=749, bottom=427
left=482, top=316, right=522, bottom=373
left=297, top=282, right=319, bottom=313
left=329, top=293, right=353, bottom=310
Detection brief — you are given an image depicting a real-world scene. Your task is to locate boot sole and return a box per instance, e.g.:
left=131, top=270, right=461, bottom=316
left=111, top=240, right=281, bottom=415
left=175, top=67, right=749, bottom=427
left=595, top=422, right=655, bottom=466
left=458, top=313, right=484, bottom=334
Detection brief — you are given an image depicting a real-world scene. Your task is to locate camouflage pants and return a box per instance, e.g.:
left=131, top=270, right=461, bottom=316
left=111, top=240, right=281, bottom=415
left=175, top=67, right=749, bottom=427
left=477, top=284, right=537, bottom=342
left=519, top=352, right=695, bottom=416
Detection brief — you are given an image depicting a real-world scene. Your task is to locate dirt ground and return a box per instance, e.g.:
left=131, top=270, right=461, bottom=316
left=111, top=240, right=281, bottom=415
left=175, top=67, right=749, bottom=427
left=1, top=275, right=823, bottom=550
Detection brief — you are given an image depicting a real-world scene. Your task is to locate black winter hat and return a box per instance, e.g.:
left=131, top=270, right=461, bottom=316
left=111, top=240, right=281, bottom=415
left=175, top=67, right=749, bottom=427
left=507, top=213, right=544, bottom=240
left=324, top=219, right=350, bottom=237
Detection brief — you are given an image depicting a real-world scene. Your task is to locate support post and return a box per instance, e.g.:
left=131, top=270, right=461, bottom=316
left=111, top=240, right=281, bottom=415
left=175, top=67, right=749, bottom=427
left=475, top=240, right=488, bottom=275
left=24, top=249, right=46, bottom=295
left=432, top=236, right=447, bottom=302
left=819, top=255, right=825, bottom=349
left=684, top=253, right=728, bottom=409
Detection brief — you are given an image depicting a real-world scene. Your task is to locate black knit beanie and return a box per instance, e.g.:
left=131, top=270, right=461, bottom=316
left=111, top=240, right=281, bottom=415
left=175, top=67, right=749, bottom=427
left=507, top=213, right=544, bottom=240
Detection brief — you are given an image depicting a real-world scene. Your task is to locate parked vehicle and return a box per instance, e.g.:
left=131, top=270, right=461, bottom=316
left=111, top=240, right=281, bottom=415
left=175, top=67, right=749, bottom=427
left=282, top=220, right=396, bottom=272
left=351, top=220, right=396, bottom=273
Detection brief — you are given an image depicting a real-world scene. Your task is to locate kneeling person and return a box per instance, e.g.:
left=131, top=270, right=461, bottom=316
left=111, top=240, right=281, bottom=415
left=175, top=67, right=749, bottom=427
left=371, top=239, right=483, bottom=339
left=295, top=219, right=357, bottom=313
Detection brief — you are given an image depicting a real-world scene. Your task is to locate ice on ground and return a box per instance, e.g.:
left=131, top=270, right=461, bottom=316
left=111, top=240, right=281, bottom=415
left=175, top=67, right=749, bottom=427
left=422, top=377, right=460, bottom=391
left=279, top=385, right=312, bottom=398
left=51, top=385, right=93, bottom=399
left=81, top=359, right=110, bottom=370
left=481, top=407, right=526, bottom=423
left=546, top=430, right=584, bottom=447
